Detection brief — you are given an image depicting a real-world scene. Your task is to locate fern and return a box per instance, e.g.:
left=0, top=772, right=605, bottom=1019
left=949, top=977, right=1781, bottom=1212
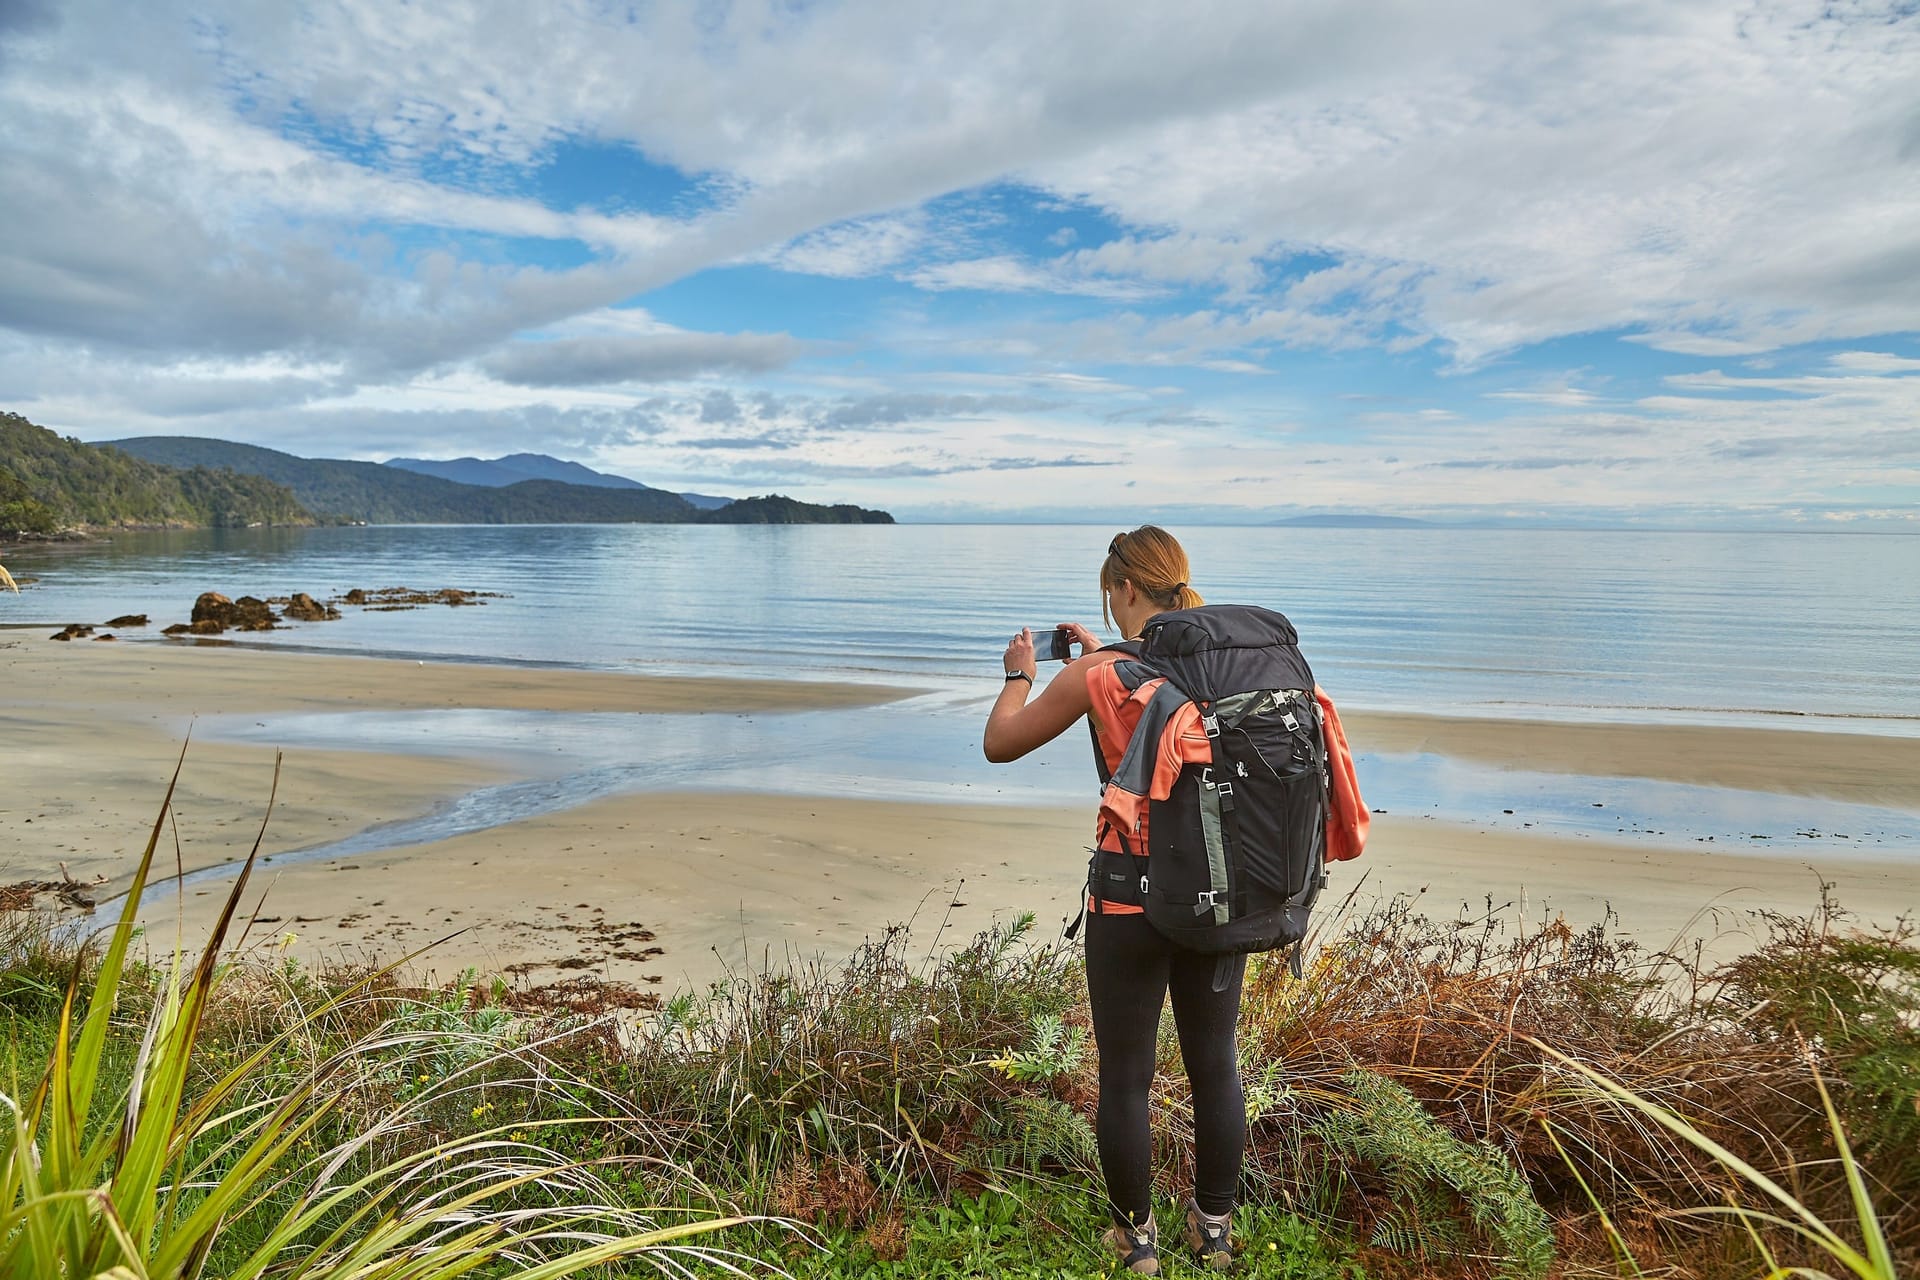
left=972, top=1095, right=1099, bottom=1175
left=1309, top=1068, right=1553, bottom=1279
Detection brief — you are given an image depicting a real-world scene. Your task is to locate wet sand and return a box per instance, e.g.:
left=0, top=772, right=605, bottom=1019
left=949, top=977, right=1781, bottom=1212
left=4, top=639, right=1916, bottom=996
left=1345, top=710, right=1920, bottom=810
left=0, top=639, right=911, bottom=886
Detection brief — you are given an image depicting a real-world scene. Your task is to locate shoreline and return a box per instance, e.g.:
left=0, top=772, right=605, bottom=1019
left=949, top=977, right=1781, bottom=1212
left=4, top=641, right=1916, bottom=995
left=1344, top=709, right=1920, bottom=811
left=113, top=793, right=1915, bottom=1000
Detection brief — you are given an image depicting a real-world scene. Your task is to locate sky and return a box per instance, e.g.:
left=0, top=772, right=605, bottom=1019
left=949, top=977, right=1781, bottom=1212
left=1, top=1, right=1917, bottom=526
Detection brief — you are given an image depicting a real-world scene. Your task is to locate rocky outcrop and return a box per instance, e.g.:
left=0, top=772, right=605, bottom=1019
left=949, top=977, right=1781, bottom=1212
left=279, top=592, right=341, bottom=621
left=150, top=584, right=502, bottom=639
left=48, top=622, right=116, bottom=641
left=189, top=591, right=279, bottom=633
left=105, top=614, right=148, bottom=627
left=347, top=585, right=500, bottom=610
left=190, top=592, right=232, bottom=624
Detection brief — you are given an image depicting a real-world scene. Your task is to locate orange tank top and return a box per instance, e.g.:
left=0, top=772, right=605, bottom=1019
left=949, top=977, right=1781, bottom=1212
left=1084, top=650, right=1197, bottom=914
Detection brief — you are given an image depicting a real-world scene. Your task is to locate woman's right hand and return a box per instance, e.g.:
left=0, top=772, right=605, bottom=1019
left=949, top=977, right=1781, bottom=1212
left=1061, top=622, right=1102, bottom=658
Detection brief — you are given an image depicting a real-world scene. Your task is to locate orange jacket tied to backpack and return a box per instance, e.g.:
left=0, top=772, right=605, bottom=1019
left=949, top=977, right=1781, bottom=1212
left=1077, top=605, right=1367, bottom=963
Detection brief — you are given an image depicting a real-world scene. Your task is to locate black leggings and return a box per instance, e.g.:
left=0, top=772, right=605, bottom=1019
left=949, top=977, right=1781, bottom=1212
left=1085, top=911, right=1247, bottom=1226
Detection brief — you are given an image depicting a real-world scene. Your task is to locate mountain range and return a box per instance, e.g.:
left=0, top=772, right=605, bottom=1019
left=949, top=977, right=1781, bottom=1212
left=382, top=453, right=734, bottom=510
left=0, top=421, right=891, bottom=532
left=104, top=436, right=889, bottom=526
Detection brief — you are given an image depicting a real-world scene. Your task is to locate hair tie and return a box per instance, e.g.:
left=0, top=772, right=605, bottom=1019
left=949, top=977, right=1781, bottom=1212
left=1173, top=582, right=1187, bottom=594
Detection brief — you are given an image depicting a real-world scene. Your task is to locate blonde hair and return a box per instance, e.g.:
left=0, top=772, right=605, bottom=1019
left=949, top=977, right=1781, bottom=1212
left=1100, top=525, right=1202, bottom=630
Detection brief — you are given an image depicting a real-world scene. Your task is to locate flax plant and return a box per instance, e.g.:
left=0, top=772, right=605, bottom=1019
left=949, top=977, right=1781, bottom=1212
left=1, top=748, right=758, bottom=1279
left=1534, top=1038, right=1897, bottom=1280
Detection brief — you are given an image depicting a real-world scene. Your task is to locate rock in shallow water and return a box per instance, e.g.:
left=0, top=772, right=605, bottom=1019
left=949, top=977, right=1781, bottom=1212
left=281, top=592, right=340, bottom=621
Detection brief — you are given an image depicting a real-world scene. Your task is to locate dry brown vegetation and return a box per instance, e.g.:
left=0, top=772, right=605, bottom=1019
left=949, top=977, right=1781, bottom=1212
left=1215, top=887, right=1919, bottom=1275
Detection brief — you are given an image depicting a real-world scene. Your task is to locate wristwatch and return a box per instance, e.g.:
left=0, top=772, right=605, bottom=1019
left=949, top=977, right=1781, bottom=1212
left=1004, top=670, right=1034, bottom=684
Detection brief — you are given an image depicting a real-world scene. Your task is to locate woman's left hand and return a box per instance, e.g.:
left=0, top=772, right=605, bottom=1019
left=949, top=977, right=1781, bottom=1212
left=1003, top=628, right=1037, bottom=679
left=1060, top=622, right=1101, bottom=657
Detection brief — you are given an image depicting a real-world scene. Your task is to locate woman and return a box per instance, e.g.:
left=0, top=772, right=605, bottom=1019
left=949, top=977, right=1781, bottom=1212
left=982, top=525, right=1242, bottom=1274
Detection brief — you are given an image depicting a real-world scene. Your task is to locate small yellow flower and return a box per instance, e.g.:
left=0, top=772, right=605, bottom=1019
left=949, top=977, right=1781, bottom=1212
left=417, top=1073, right=430, bottom=1083
left=471, top=1102, right=493, bottom=1119
left=1268, top=1242, right=1278, bottom=1252
left=508, top=1129, right=527, bottom=1142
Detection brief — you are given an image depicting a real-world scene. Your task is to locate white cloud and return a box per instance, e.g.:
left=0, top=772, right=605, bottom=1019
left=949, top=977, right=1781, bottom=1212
left=1059, top=234, right=1265, bottom=295
left=1029, top=3, right=1920, bottom=361
left=1826, top=350, right=1920, bottom=374
left=480, top=332, right=800, bottom=387
left=769, top=215, right=924, bottom=278
left=1624, top=332, right=1779, bottom=357
left=905, top=255, right=1153, bottom=299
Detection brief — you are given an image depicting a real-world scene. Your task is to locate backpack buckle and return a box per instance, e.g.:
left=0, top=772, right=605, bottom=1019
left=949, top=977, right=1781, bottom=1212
left=1193, top=890, right=1220, bottom=917
left=1140, top=875, right=1151, bottom=896
left=1201, top=712, right=1220, bottom=738
left=1281, top=710, right=1301, bottom=733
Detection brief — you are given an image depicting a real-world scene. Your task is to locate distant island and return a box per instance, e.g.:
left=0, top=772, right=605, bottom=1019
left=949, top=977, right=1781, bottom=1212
left=0, top=412, right=891, bottom=537
left=1267, top=514, right=1434, bottom=528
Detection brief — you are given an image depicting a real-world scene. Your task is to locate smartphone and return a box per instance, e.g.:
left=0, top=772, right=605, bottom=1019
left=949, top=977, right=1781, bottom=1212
left=1029, top=626, right=1074, bottom=662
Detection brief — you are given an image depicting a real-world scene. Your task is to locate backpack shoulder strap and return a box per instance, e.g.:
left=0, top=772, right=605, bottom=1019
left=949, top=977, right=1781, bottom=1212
left=1085, top=641, right=1147, bottom=787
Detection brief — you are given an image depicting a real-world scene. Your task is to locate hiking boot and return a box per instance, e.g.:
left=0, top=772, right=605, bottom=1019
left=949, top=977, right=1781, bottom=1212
left=1102, top=1216, right=1160, bottom=1274
left=1182, top=1198, right=1234, bottom=1270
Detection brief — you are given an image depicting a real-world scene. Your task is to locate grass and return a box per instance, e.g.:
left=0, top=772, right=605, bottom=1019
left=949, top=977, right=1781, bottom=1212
left=3, top=764, right=1914, bottom=1278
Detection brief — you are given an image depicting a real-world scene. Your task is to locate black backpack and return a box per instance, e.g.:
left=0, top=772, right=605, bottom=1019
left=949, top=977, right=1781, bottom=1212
left=1075, top=605, right=1331, bottom=976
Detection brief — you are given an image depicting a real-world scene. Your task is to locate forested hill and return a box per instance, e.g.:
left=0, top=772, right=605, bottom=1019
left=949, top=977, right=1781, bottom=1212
left=700, top=494, right=893, bottom=524
left=106, top=435, right=894, bottom=525
left=1, top=412, right=311, bottom=536
left=107, top=435, right=694, bottom=524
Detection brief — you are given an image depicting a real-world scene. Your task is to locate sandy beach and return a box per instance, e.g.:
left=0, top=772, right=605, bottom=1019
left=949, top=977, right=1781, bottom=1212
left=5, top=638, right=1917, bottom=997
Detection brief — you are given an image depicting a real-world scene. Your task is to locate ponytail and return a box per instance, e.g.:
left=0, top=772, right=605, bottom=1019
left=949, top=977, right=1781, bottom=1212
left=1100, top=526, right=1202, bottom=627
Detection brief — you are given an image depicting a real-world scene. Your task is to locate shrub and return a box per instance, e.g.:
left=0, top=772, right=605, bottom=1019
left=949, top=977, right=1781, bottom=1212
left=1709, top=888, right=1920, bottom=1194
left=620, top=911, right=1096, bottom=1206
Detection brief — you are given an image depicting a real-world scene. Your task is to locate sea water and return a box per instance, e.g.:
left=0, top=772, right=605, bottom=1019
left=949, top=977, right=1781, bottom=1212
left=8, top=523, right=1918, bottom=727
left=7, top=524, right=1919, bottom=862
